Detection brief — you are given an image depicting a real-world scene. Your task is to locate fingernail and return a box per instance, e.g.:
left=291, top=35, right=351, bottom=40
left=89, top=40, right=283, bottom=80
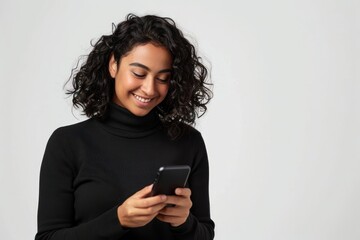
left=161, top=195, right=167, bottom=200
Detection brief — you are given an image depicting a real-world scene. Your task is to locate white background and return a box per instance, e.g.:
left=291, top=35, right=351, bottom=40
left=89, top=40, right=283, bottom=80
left=1, top=0, right=359, bottom=239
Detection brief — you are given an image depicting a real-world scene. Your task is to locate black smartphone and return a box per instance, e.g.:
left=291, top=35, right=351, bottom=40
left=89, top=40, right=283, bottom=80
left=150, top=165, right=191, bottom=196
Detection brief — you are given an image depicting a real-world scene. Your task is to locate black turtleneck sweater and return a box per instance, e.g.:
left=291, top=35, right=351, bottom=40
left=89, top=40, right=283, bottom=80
left=35, top=103, right=215, bottom=240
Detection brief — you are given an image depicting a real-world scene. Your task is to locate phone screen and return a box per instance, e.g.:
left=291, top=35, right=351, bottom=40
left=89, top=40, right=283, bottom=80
left=150, top=165, right=191, bottom=196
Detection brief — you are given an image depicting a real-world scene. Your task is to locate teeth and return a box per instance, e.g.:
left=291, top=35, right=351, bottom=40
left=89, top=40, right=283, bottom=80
left=134, top=94, right=151, bottom=103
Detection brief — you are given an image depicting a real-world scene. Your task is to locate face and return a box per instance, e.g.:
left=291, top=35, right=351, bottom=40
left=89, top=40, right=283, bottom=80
left=109, top=43, right=172, bottom=116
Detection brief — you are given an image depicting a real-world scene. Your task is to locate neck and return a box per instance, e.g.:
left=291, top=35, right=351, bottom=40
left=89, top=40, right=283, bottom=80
left=98, top=102, right=161, bottom=138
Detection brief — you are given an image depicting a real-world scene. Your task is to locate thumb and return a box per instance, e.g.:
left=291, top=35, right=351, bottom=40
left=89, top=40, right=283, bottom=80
left=133, top=184, right=153, bottom=199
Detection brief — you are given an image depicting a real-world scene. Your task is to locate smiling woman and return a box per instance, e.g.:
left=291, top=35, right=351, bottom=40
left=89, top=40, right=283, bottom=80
left=109, top=43, right=172, bottom=117
left=66, top=14, right=212, bottom=139
left=35, top=14, right=214, bottom=240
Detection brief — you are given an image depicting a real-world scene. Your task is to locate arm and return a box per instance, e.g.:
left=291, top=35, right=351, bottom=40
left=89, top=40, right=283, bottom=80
left=158, top=131, right=215, bottom=240
left=35, top=128, right=128, bottom=240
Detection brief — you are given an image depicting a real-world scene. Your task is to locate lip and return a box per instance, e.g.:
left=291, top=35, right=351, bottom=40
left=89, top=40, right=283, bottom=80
left=132, top=93, right=154, bottom=107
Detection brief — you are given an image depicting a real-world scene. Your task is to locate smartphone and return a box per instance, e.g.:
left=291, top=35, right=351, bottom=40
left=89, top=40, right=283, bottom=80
left=150, top=165, right=191, bottom=196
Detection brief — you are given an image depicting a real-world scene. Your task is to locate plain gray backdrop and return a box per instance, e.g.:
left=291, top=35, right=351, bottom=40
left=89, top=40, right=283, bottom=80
left=1, top=0, right=359, bottom=239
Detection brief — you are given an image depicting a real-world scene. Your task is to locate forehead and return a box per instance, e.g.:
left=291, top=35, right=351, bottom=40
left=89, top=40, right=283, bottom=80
left=122, top=43, right=173, bottom=70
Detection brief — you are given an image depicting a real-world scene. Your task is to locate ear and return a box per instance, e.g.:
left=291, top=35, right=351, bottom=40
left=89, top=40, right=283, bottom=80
left=108, top=54, right=118, bottom=78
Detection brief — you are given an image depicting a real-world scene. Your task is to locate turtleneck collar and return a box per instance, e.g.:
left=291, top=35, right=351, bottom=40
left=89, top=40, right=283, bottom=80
left=97, top=102, right=162, bottom=138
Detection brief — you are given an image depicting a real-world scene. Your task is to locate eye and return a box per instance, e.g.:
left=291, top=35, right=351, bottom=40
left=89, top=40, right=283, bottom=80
left=156, top=74, right=171, bottom=84
left=132, top=72, right=146, bottom=78
left=156, top=78, right=169, bottom=84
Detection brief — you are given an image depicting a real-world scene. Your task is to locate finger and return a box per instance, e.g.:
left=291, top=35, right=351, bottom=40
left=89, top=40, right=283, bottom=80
left=164, top=195, right=183, bottom=206
left=175, top=188, right=191, bottom=197
left=132, top=184, right=153, bottom=198
left=158, top=205, right=182, bottom=216
left=133, top=195, right=167, bottom=208
left=165, top=195, right=192, bottom=209
left=128, top=213, right=160, bottom=225
left=156, top=214, right=182, bottom=224
left=131, top=202, right=167, bottom=216
left=131, top=214, right=157, bottom=222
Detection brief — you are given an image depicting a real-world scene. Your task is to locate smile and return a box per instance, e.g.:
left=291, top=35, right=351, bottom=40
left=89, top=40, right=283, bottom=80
left=133, top=93, right=152, bottom=103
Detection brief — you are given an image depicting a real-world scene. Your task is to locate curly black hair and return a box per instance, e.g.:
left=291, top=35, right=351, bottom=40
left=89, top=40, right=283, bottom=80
left=66, top=14, right=212, bottom=139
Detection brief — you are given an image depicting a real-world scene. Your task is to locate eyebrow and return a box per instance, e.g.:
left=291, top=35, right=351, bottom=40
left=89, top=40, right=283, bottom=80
left=129, top=62, right=172, bottom=73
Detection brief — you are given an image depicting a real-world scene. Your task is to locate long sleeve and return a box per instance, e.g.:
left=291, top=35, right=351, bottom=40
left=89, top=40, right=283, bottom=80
left=171, top=131, right=215, bottom=240
left=35, top=128, right=129, bottom=240
left=36, top=110, right=215, bottom=239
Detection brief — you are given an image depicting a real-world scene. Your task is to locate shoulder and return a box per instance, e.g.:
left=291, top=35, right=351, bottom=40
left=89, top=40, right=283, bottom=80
left=46, top=119, right=95, bottom=150
left=50, top=119, right=93, bottom=139
left=183, top=124, right=203, bottom=141
left=175, top=124, right=206, bottom=149
left=43, top=119, right=94, bottom=166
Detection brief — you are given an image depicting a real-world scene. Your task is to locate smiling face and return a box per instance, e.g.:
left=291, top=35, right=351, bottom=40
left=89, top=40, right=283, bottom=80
left=109, top=43, right=172, bottom=116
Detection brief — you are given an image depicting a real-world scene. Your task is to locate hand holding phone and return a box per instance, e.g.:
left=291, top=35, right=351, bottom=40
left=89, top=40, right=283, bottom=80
left=117, top=184, right=167, bottom=228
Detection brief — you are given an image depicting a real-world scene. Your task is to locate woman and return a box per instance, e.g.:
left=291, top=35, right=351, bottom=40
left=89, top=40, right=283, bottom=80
left=35, top=14, right=214, bottom=240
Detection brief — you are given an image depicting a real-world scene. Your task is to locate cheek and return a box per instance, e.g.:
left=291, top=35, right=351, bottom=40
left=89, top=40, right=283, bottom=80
left=161, top=85, right=170, bottom=98
left=115, top=74, right=137, bottom=92
left=114, top=80, right=124, bottom=96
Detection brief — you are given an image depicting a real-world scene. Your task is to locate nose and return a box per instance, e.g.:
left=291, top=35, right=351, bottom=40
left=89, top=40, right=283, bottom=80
left=141, top=76, right=156, bottom=96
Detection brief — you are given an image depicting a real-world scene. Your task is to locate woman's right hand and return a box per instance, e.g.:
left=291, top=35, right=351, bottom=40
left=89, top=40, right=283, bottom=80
left=117, top=184, right=167, bottom=228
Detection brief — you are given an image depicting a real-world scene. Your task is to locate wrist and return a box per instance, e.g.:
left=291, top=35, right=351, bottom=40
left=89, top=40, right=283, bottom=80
left=117, top=204, right=127, bottom=228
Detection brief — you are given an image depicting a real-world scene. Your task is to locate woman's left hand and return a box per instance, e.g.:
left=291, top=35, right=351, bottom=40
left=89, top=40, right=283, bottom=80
left=156, top=188, right=192, bottom=227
